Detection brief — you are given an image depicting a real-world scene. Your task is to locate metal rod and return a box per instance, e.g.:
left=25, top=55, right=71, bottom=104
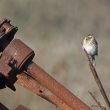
left=26, top=62, right=91, bottom=110
left=16, top=72, right=72, bottom=110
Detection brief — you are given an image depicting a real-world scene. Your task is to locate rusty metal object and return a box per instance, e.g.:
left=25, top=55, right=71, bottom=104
left=0, top=39, right=35, bottom=77
left=26, top=62, right=91, bottom=110
left=0, top=38, right=91, bottom=109
left=17, top=72, right=72, bottom=110
left=0, top=39, right=34, bottom=90
left=0, top=18, right=18, bottom=52
left=0, top=18, right=18, bottom=90
left=9, top=39, right=35, bottom=70
left=0, top=18, right=91, bottom=110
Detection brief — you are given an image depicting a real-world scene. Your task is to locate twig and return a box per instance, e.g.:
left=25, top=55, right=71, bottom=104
left=88, top=91, right=106, bottom=110
left=84, top=49, right=110, bottom=109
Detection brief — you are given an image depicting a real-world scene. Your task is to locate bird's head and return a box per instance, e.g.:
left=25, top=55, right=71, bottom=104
left=84, top=35, right=94, bottom=44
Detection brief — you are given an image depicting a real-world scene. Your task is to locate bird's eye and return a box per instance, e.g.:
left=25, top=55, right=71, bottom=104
left=86, top=37, right=89, bottom=40
left=86, top=36, right=92, bottom=40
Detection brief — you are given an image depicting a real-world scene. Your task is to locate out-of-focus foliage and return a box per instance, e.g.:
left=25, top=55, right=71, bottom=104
left=0, top=0, right=110, bottom=109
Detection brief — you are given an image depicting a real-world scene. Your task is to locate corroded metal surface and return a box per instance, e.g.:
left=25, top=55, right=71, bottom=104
left=17, top=72, right=73, bottom=110
left=27, top=62, right=91, bottom=110
left=0, top=18, right=18, bottom=52
left=0, top=39, right=34, bottom=90
left=4, top=39, right=35, bottom=71
left=0, top=39, right=35, bottom=77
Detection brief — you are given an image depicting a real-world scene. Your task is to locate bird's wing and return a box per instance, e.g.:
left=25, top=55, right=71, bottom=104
left=95, top=40, right=98, bottom=56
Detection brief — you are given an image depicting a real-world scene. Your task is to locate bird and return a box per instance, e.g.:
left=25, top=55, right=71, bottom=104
left=82, top=35, right=98, bottom=66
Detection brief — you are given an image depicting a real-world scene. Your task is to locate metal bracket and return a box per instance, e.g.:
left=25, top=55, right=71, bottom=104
left=0, top=39, right=34, bottom=90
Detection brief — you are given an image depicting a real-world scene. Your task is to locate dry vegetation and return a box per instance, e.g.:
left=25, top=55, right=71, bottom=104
left=0, top=0, right=110, bottom=109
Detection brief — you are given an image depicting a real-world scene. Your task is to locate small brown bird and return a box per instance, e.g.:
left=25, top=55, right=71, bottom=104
left=82, top=35, right=98, bottom=66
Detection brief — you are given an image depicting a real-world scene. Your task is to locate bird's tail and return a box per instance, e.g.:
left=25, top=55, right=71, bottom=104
left=91, top=56, right=96, bottom=66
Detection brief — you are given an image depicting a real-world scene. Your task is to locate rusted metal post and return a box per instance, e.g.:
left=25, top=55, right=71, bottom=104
left=0, top=19, right=91, bottom=110
left=26, top=62, right=91, bottom=110
left=0, top=38, right=91, bottom=110
left=17, top=72, right=72, bottom=110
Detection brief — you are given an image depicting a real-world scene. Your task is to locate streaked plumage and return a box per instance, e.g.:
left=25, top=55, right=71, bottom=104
left=82, top=35, right=98, bottom=66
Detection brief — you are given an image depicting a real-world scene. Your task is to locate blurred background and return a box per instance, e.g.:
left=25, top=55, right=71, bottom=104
left=0, top=0, right=110, bottom=109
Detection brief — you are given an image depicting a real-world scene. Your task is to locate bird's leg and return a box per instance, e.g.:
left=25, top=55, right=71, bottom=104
left=88, top=55, right=92, bottom=61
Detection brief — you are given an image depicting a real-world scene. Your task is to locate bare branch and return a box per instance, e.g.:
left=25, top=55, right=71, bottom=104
left=84, top=49, right=110, bottom=109
left=89, top=91, right=106, bottom=110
